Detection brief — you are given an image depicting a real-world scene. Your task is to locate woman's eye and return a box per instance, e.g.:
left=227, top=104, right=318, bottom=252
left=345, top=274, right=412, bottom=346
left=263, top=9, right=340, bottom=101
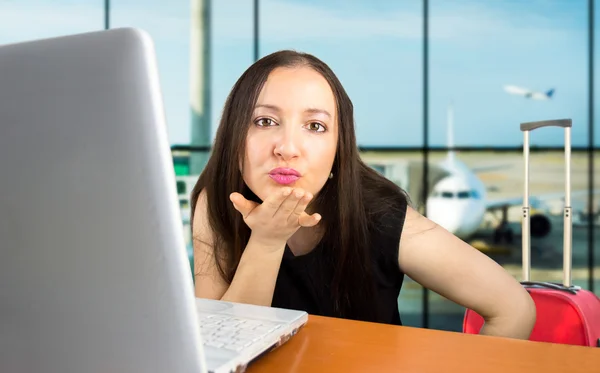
left=256, top=118, right=276, bottom=127
left=307, top=122, right=325, bottom=132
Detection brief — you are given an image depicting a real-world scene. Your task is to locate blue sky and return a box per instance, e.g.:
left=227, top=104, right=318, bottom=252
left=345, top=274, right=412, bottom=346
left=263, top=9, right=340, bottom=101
left=1, top=0, right=597, bottom=146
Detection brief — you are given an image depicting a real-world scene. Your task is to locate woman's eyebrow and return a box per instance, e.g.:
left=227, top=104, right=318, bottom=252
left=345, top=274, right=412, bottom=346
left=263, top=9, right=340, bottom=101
left=255, top=104, right=331, bottom=119
left=304, top=108, right=331, bottom=119
left=254, top=103, right=280, bottom=112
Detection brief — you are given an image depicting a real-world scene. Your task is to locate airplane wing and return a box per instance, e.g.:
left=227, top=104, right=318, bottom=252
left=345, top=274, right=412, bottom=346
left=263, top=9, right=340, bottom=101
left=486, top=189, right=600, bottom=211
left=471, top=164, right=512, bottom=173
left=486, top=197, right=523, bottom=211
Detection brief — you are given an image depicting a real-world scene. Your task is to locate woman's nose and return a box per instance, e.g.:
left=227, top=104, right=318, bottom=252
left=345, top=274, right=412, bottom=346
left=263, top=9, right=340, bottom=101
left=274, top=128, right=301, bottom=160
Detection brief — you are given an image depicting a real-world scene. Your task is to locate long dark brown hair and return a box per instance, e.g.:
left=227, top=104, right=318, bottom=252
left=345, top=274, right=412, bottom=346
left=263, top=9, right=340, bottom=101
left=190, top=50, right=408, bottom=322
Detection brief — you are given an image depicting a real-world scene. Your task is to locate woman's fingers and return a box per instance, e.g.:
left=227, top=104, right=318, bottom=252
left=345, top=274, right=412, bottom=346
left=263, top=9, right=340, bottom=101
left=298, top=212, right=322, bottom=227
left=229, top=192, right=257, bottom=218
left=275, top=188, right=305, bottom=219
left=288, top=190, right=312, bottom=224
left=230, top=187, right=321, bottom=238
left=263, top=187, right=293, bottom=216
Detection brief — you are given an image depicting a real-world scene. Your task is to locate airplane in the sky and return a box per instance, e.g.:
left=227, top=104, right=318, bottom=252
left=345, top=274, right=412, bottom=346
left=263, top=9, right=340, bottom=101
left=503, top=85, right=555, bottom=100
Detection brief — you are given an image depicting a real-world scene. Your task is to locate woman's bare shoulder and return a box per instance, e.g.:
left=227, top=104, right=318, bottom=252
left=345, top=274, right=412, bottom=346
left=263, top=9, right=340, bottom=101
left=192, top=188, right=229, bottom=298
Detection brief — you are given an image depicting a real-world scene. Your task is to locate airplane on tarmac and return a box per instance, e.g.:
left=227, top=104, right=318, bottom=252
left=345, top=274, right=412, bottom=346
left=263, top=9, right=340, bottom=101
left=369, top=103, right=594, bottom=245
left=423, top=102, right=519, bottom=242
left=503, top=85, right=555, bottom=100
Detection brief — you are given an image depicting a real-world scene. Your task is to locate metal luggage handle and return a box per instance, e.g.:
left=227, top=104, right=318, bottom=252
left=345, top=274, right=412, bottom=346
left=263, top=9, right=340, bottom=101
left=520, top=281, right=581, bottom=295
left=520, top=119, right=572, bottom=131
left=520, top=119, right=573, bottom=287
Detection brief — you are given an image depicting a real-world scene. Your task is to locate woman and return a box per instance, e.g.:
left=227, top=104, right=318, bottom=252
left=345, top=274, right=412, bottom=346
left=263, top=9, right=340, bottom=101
left=191, top=50, right=536, bottom=339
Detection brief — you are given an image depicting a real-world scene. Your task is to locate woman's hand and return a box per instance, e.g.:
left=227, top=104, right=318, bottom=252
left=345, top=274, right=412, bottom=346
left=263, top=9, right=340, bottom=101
left=230, top=187, right=321, bottom=246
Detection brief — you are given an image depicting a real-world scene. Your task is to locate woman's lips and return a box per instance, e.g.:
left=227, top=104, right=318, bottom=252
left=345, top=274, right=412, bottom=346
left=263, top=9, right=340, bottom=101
left=269, top=168, right=301, bottom=185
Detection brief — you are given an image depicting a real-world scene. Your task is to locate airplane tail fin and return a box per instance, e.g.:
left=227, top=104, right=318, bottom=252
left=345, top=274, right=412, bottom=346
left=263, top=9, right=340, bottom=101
left=446, top=102, right=455, bottom=163
left=546, top=88, right=555, bottom=98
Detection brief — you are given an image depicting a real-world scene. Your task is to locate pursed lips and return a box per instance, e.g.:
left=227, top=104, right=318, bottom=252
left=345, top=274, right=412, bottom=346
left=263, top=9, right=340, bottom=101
left=268, top=167, right=301, bottom=185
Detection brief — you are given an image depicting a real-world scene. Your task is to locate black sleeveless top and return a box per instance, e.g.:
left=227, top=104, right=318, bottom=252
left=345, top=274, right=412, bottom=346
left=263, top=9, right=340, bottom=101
left=271, top=201, right=407, bottom=325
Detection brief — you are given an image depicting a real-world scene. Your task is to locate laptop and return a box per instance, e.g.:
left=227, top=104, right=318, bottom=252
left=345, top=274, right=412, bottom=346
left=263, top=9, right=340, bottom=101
left=0, top=28, right=307, bottom=373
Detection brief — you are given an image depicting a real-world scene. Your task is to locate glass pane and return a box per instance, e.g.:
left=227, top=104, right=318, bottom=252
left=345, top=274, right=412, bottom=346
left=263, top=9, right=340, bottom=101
left=398, top=277, right=427, bottom=329
left=111, top=0, right=192, bottom=146
left=259, top=1, right=423, bottom=147
left=593, top=2, right=599, bottom=297
left=595, top=152, right=600, bottom=297
left=205, top=0, right=254, bottom=176
left=211, top=0, right=254, bottom=142
left=596, top=0, right=600, bottom=147
left=429, top=1, right=588, bottom=147
left=360, top=150, right=425, bottom=327
left=423, top=149, right=590, bottom=331
left=0, top=0, right=103, bottom=44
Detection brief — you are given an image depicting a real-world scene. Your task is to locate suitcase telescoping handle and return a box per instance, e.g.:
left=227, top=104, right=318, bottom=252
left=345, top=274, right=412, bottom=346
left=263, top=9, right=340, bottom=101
left=520, top=119, right=573, bottom=288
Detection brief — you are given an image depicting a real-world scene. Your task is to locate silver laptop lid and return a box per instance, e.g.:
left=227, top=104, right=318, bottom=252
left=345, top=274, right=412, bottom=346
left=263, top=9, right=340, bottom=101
left=0, top=28, right=206, bottom=373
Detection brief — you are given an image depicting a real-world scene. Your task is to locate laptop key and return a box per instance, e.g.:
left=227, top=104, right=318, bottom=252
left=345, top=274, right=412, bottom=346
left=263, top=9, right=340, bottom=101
left=225, top=343, right=247, bottom=352
left=205, top=340, right=225, bottom=349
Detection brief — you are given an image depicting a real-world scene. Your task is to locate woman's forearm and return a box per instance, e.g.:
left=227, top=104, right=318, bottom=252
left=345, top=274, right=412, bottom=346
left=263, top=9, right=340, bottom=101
left=220, top=235, right=286, bottom=307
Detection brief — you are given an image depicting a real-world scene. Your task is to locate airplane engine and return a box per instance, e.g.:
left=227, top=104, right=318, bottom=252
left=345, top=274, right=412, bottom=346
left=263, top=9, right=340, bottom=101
left=530, top=214, right=552, bottom=238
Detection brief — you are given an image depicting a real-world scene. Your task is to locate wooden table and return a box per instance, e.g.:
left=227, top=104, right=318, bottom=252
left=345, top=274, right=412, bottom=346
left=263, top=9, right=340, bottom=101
left=247, top=315, right=600, bottom=373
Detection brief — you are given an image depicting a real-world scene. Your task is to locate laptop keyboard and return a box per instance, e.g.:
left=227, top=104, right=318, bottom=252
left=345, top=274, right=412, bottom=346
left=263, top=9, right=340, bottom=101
left=197, top=312, right=283, bottom=352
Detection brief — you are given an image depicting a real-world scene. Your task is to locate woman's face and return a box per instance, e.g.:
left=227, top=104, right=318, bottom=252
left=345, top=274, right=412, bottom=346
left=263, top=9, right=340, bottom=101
left=242, top=66, right=338, bottom=202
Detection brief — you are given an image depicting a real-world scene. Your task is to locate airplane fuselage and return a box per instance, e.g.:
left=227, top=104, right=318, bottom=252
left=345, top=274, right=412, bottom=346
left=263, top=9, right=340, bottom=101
left=425, top=158, right=488, bottom=240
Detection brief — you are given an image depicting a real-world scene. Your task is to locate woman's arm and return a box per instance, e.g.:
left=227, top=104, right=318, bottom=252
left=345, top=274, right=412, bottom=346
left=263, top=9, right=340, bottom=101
left=193, top=189, right=285, bottom=306
left=397, top=206, right=536, bottom=339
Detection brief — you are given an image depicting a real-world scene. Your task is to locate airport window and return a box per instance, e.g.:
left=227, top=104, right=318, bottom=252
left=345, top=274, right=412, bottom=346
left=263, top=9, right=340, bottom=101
left=426, top=0, right=594, bottom=330
left=177, top=181, right=187, bottom=195
left=429, top=1, right=588, bottom=148
left=211, top=0, right=255, bottom=154
left=457, top=191, right=470, bottom=199
left=441, top=191, right=454, bottom=199
left=596, top=2, right=600, bottom=147
left=0, top=1, right=104, bottom=45
left=370, top=165, right=386, bottom=175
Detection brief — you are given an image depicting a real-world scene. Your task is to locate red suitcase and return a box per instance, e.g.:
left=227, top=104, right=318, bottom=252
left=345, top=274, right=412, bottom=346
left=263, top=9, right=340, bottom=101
left=463, top=119, right=600, bottom=347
